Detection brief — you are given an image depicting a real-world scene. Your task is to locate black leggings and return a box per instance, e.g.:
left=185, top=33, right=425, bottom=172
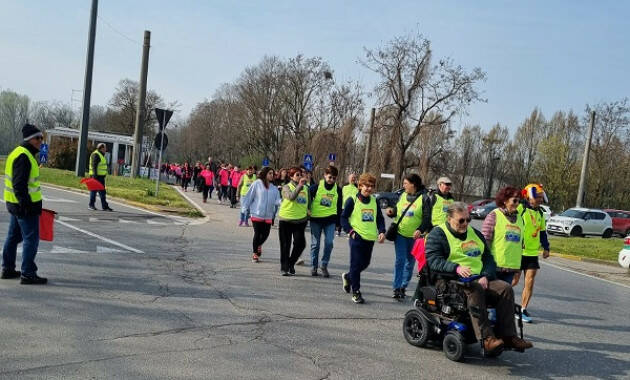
left=252, top=221, right=272, bottom=254
left=278, top=221, right=307, bottom=272
left=202, top=184, right=214, bottom=201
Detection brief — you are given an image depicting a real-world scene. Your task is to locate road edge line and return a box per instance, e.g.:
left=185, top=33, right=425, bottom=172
left=541, top=261, right=630, bottom=290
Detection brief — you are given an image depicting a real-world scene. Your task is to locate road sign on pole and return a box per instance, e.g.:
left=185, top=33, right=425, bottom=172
left=39, top=143, right=49, bottom=164
left=262, top=157, right=270, bottom=167
left=155, top=108, right=174, bottom=197
left=328, top=153, right=336, bottom=162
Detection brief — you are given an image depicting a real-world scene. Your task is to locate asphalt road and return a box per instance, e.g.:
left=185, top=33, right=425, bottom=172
left=0, top=184, right=628, bottom=379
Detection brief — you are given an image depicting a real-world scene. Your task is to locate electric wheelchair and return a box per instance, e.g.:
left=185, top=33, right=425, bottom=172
left=403, top=266, right=525, bottom=362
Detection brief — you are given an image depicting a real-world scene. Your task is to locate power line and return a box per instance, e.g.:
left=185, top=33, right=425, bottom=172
left=97, top=15, right=142, bottom=46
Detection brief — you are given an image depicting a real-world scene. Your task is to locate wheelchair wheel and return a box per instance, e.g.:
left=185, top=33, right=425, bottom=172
left=403, top=309, right=430, bottom=347
left=443, top=331, right=465, bottom=362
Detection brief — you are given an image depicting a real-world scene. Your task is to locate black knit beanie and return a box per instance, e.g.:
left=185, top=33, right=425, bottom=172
left=22, top=124, right=42, bottom=141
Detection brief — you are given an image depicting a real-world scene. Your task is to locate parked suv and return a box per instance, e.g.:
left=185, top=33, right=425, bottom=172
left=546, top=208, right=613, bottom=238
left=374, top=188, right=404, bottom=208
left=604, top=209, right=630, bottom=237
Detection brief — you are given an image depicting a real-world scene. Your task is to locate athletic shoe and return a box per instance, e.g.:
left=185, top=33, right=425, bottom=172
left=320, top=266, right=329, bottom=278
left=295, top=258, right=305, bottom=266
left=1, top=269, right=21, bottom=279
left=103, top=207, right=114, bottom=212
left=88, top=205, right=97, bottom=211
left=521, top=309, right=533, bottom=323
left=392, top=288, right=401, bottom=299
left=20, top=274, right=48, bottom=285
left=352, top=291, right=365, bottom=304
left=288, top=267, right=296, bottom=276
left=217, top=200, right=221, bottom=204
left=311, top=268, right=319, bottom=276
left=252, top=254, right=259, bottom=263
left=341, top=272, right=350, bottom=293
left=245, top=222, right=250, bottom=227
left=281, top=271, right=290, bottom=276
left=400, top=288, right=406, bottom=298
left=238, top=221, right=243, bottom=227
left=257, top=246, right=262, bottom=256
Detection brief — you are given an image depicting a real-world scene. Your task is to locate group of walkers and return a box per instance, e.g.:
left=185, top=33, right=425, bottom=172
left=191, top=159, right=549, bottom=319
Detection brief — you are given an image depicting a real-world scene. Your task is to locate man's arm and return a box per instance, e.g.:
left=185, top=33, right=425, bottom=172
left=12, top=154, right=32, bottom=212
left=91, top=152, right=99, bottom=177
left=340, top=197, right=354, bottom=233
left=425, top=227, right=458, bottom=273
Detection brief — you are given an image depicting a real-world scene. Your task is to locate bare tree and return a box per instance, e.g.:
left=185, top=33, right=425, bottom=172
left=361, top=32, right=486, bottom=183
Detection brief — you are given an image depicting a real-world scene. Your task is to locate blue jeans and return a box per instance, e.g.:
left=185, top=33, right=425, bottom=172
left=89, top=176, right=109, bottom=209
left=393, top=234, right=416, bottom=290
left=2, top=214, right=40, bottom=276
left=310, top=221, right=335, bottom=269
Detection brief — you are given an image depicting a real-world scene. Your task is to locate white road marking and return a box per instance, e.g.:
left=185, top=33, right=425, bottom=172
left=118, top=218, right=140, bottom=224
left=89, top=217, right=100, bottom=223
left=58, top=216, right=81, bottom=222
left=42, top=196, right=76, bottom=203
left=541, top=261, right=630, bottom=290
left=40, top=184, right=195, bottom=224
left=56, top=219, right=144, bottom=254
left=147, top=219, right=169, bottom=225
left=49, top=245, right=90, bottom=254
left=97, top=246, right=126, bottom=254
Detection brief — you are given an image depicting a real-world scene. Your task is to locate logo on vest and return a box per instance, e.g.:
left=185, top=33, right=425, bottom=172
left=297, top=195, right=307, bottom=204
left=505, top=225, right=522, bottom=243
left=361, top=209, right=375, bottom=222
left=320, top=194, right=333, bottom=207
left=461, top=240, right=481, bottom=257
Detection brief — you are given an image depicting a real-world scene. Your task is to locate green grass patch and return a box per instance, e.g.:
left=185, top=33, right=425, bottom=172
left=549, top=236, right=623, bottom=262
left=1, top=158, right=202, bottom=217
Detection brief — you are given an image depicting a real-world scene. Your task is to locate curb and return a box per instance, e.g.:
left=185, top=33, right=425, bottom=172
left=549, top=252, right=618, bottom=267
left=172, top=186, right=210, bottom=225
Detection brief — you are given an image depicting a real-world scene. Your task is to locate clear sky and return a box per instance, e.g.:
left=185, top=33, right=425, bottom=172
left=1, top=0, right=628, bottom=132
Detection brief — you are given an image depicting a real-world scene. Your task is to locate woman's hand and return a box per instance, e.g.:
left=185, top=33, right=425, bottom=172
left=456, top=265, right=472, bottom=278
left=377, top=233, right=385, bottom=243
left=478, top=276, right=488, bottom=289
left=386, top=208, right=395, bottom=217
left=413, top=230, right=422, bottom=240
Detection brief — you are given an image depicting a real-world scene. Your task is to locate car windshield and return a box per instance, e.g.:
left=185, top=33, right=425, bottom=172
left=483, top=202, right=496, bottom=210
left=560, top=209, right=585, bottom=219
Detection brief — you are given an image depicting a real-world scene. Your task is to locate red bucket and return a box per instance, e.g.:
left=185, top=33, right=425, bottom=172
left=40, top=209, right=57, bottom=241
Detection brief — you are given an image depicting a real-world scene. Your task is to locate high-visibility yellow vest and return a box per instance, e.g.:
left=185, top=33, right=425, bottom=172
left=431, top=193, right=454, bottom=226
left=311, top=180, right=338, bottom=218
left=440, top=223, right=485, bottom=275
left=278, top=182, right=308, bottom=220
left=342, top=184, right=358, bottom=208
left=89, top=150, right=108, bottom=176
left=3, top=146, right=42, bottom=204
left=490, top=209, right=524, bottom=269
left=518, top=203, right=546, bottom=256
left=240, top=174, right=256, bottom=196
left=395, top=194, right=423, bottom=238
left=349, top=195, right=378, bottom=241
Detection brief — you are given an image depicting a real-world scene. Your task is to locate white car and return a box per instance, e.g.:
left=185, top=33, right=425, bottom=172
left=546, top=208, right=614, bottom=238
left=619, top=235, right=630, bottom=269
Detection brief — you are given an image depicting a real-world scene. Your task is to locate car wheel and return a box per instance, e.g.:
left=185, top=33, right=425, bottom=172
left=570, top=226, right=583, bottom=237
left=602, top=229, right=613, bottom=239
left=378, top=198, right=389, bottom=209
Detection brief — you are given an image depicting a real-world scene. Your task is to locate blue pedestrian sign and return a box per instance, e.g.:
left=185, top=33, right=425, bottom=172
left=262, top=157, right=270, bottom=167
left=328, top=153, right=336, bottom=162
left=304, top=162, right=313, bottom=172
left=39, top=143, right=48, bottom=164
left=303, top=154, right=313, bottom=164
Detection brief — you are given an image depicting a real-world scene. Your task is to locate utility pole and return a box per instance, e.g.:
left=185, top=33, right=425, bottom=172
left=75, top=0, right=98, bottom=176
left=576, top=111, right=596, bottom=207
left=131, top=30, right=151, bottom=178
left=362, top=108, right=375, bottom=173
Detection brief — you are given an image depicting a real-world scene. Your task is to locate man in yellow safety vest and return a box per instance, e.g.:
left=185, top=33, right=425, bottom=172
left=2, top=124, right=47, bottom=284
left=88, top=143, right=113, bottom=211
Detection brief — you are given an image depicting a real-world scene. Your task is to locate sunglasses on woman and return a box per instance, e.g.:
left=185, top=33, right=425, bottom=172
left=457, top=217, right=471, bottom=225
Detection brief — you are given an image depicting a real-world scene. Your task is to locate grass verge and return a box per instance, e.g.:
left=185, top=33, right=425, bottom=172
left=1, top=159, right=202, bottom=217
left=549, top=236, right=622, bottom=262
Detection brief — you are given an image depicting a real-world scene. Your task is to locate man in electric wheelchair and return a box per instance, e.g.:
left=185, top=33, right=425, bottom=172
left=404, top=202, right=532, bottom=361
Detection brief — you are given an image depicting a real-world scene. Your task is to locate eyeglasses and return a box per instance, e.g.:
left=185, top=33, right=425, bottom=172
left=443, top=183, right=452, bottom=186
left=35, top=136, right=44, bottom=141
left=457, top=217, right=471, bottom=225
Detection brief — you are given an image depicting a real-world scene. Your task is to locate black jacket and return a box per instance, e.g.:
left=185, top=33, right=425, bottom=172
left=425, top=223, right=497, bottom=281
left=5, top=142, right=42, bottom=217
left=309, top=181, right=343, bottom=226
